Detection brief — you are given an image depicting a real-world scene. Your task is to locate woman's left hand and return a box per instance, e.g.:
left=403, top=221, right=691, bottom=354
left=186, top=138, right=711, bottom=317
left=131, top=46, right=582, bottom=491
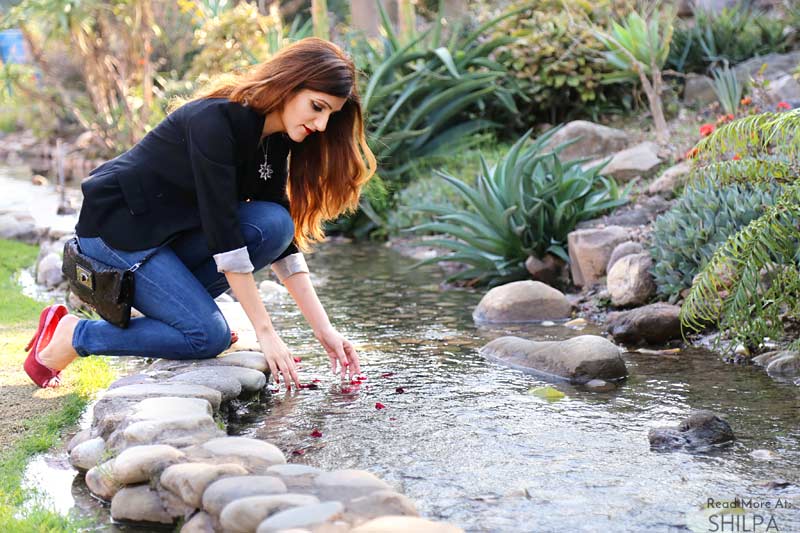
left=315, top=326, right=360, bottom=380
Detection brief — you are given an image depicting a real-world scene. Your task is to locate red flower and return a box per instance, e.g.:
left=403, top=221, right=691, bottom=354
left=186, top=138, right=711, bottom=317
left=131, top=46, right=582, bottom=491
left=733, top=154, right=741, bottom=161
left=727, top=113, right=734, bottom=121
left=349, top=379, right=362, bottom=386
left=395, top=387, right=405, bottom=394
left=310, top=429, right=323, bottom=438
left=684, top=147, right=700, bottom=160
left=777, top=101, right=791, bottom=110
left=741, top=96, right=752, bottom=106
left=292, top=449, right=305, bottom=456
left=380, top=372, right=394, bottom=378
left=375, top=402, right=386, bottom=410
left=341, top=386, right=353, bottom=393
left=699, top=123, right=715, bottom=137
left=293, top=357, right=302, bottom=363
left=312, top=378, right=321, bottom=383
left=355, top=375, right=367, bottom=381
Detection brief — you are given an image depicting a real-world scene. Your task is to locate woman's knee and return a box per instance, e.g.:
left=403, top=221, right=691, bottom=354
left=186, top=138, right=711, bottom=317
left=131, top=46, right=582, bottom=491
left=240, top=201, right=294, bottom=251
left=186, top=314, right=230, bottom=359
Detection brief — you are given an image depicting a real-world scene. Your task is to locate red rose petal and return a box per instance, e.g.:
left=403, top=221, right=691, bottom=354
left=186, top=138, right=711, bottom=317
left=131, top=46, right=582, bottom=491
left=389, top=417, right=397, bottom=421
left=380, top=372, right=394, bottom=378
left=310, top=429, right=323, bottom=438
left=395, top=387, right=405, bottom=394
left=341, top=386, right=353, bottom=393
left=293, top=357, right=302, bottom=363
left=312, top=378, right=321, bottom=383
left=375, top=402, right=386, bottom=410
left=292, top=449, right=305, bottom=456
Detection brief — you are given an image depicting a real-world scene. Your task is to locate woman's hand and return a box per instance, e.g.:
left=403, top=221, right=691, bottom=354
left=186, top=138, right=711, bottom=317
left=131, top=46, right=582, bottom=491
left=257, top=328, right=301, bottom=389
left=315, top=326, right=360, bottom=380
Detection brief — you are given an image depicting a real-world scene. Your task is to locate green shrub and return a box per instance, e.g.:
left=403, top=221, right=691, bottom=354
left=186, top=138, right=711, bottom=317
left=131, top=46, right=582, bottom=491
left=667, top=4, right=791, bottom=74
left=486, top=0, right=633, bottom=124
left=650, top=177, right=780, bottom=302
left=406, top=128, right=630, bottom=286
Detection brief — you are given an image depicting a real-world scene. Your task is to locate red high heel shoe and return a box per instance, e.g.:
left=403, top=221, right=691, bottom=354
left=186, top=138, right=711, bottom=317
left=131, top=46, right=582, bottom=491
left=230, top=330, right=239, bottom=347
left=23, top=304, right=68, bottom=388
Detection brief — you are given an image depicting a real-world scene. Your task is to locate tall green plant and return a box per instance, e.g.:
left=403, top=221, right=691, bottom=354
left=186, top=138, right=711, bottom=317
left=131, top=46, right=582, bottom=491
left=710, top=64, right=744, bottom=116
left=680, top=110, right=800, bottom=351
left=592, top=9, right=674, bottom=144
left=405, top=129, right=630, bottom=286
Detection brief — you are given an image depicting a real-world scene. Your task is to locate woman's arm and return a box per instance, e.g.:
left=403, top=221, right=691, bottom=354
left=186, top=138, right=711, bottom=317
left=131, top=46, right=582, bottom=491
left=281, top=272, right=360, bottom=379
left=224, top=271, right=300, bottom=388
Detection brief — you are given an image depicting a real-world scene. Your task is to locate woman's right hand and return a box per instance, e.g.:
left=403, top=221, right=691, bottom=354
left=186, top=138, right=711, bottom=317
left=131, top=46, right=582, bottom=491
left=257, top=329, right=301, bottom=390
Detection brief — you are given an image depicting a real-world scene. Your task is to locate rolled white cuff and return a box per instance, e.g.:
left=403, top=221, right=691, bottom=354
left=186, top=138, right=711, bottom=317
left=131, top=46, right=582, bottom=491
left=270, top=252, right=309, bottom=282
left=213, top=246, right=254, bottom=273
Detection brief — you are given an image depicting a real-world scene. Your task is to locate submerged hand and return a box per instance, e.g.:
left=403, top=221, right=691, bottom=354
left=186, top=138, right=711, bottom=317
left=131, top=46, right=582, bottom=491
left=257, top=329, right=301, bottom=390
left=315, top=326, right=360, bottom=380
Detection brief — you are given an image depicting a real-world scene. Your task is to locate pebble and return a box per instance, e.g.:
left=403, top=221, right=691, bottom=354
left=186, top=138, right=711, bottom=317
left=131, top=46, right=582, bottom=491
left=219, top=494, right=320, bottom=533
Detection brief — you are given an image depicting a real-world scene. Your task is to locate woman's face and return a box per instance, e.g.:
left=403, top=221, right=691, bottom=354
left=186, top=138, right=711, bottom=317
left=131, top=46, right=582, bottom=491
left=280, top=89, right=347, bottom=142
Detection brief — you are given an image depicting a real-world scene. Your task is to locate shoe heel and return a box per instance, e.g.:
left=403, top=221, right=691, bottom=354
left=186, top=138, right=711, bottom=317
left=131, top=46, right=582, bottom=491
left=25, top=306, right=51, bottom=352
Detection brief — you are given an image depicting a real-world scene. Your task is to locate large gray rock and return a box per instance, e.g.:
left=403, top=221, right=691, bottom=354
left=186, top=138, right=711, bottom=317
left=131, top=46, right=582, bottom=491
left=473, top=280, right=571, bottom=324
left=148, top=351, right=268, bottom=374
left=111, top=485, right=174, bottom=524
left=68, top=436, right=106, bottom=471
left=181, top=511, right=215, bottom=533
left=266, top=464, right=322, bottom=491
left=171, top=365, right=267, bottom=393
left=683, top=75, right=716, bottom=107
left=113, top=444, right=186, bottom=484
left=85, top=460, right=120, bottom=501
left=607, top=253, right=656, bottom=307
left=191, top=437, right=287, bottom=473
left=352, top=517, right=464, bottom=533
left=606, top=303, right=682, bottom=346
left=202, top=475, right=287, bottom=516
left=346, top=490, right=419, bottom=520
left=753, top=350, right=800, bottom=378
left=160, top=462, right=249, bottom=508
left=256, top=501, right=345, bottom=532
left=766, top=74, right=800, bottom=103
left=107, top=396, right=223, bottom=451
left=648, top=161, right=692, bottom=197
left=568, top=226, right=629, bottom=287
left=649, top=410, right=735, bottom=451
left=734, top=51, right=800, bottom=86
left=606, top=241, right=644, bottom=273
left=99, top=383, right=222, bottom=410
left=588, top=142, right=661, bottom=182
left=168, top=370, right=242, bottom=402
left=314, top=469, right=393, bottom=502
left=480, top=335, right=627, bottom=384
left=544, top=120, right=628, bottom=161
left=36, top=252, right=64, bottom=288
left=219, top=494, right=320, bottom=533
left=0, top=211, right=37, bottom=241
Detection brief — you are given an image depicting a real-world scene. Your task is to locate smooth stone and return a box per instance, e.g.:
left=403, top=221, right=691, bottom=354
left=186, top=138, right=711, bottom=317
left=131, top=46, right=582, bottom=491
left=607, top=253, right=656, bottom=307
left=480, top=335, right=627, bottom=384
left=219, top=494, right=320, bottom=533
left=181, top=511, right=215, bottom=533
left=750, top=449, right=780, bottom=461
left=111, top=485, right=174, bottom=524
left=108, top=373, right=156, bottom=390
left=67, top=428, right=92, bottom=453
left=314, top=469, right=392, bottom=501
left=202, top=475, right=288, bottom=516
left=606, top=241, right=644, bottom=273
left=564, top=318, right=587, bottom=329
left=168, top=370, right=242, bottom=402
left=200, top=437, right=286, bottom=467
left=85, top=460, right=120, bottom=501
left=567, top=226, right=629, bottom=287
left=766, top=351, right=800, bottom=378
left=266, top=464, right=322, bottom=490
left=256, top=501, right=344, bottom=532
left=649, top=410, right=735, bottom=451
left=149, top=351, right=268, bottom=373
left=100, top=383, right=222, bottom=411
left=524, top=253, right=564, bottom=285
left=584, top=379, right=616, bottom=392
left=346, top=490, right=419, bottom=519
left=606, top=303, right=682, bottom=346
left=160, top=462, right=250, bottom=508
left=36, top=252, right=63, bottom=287
left=587, top=141, right=661, bottom=182
left=351, top=516, right=464, bottom=533
left=647, top=161, right=691, bottom=197
left=543, top=120, right=628, bottom=160
left=472, top=280, right=571, bottom=324
left=68, top=436, right=106, bottom=471
left=172, top=365, right=267, bottom=393
left=114, top=444, right=186, bottom=484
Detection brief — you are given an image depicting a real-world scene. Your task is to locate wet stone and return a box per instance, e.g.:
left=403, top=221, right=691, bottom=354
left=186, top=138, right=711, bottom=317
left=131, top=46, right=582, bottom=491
left=108, top=373, right=156, bottom=390
left=649, top=410, right=735, bottom=452
left=111, top=485, right=174, bottom=524
left=113, top=444, right=186, bottom=484
left=85, top=459, right=120, bottom=501
left=160, top=462, right=249, bottom=508
left=171, top=365, right=267, bottom=393
left=266, top=463, right=322, bottom=490
left=197, top=437, right=287, bottom=471
left=66, top=428, right=92, bottom=453
left=314, top=469, right=392, bottom=501
left=68, top=436, right=106, bottom=471
left=100, top=383, right=222, bottom=411
left=351, top=516, right=464, bottom=532
left=181, top=511, right=216, bottom=533
left=256, top=501, right=345, bottom=532
left=345, top=490, right=419, bottom=520
left=202, top=475, right=288, bottom=516
left=219, top=494, right=320, bottom=533
left=148, top=351, right=268, bottom=374
left=168, top=370, right=243, bottom=402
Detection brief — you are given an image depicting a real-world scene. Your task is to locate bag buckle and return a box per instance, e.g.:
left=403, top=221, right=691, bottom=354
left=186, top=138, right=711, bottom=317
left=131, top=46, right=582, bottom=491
left=76, top=265, right=94, bottom=290
left=128, top=262, right=142, bottom=273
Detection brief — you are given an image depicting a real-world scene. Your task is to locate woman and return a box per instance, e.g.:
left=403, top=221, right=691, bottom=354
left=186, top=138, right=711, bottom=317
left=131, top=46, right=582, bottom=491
left=24, top=38, right=376, bottom=390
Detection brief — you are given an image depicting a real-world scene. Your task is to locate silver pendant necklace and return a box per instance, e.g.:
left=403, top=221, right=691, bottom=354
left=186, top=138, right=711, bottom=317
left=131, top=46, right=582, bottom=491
left=258, top=136, right=273, bottom=181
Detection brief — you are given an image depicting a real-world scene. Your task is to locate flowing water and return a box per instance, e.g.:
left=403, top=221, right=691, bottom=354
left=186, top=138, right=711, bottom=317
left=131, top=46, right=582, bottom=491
left=24, top=241, right=800, bottom=532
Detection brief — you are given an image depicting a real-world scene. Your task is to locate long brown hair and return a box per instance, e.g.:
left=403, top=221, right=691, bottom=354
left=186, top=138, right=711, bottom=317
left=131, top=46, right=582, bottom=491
left=176, top=37, right=376, bottom=252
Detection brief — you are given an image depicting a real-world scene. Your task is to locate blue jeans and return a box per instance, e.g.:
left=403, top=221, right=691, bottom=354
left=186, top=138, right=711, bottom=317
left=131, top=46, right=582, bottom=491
left=72, top=201, right=294, bottom=360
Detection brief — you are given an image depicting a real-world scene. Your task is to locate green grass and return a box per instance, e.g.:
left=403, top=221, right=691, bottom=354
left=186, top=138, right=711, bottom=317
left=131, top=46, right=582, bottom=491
left=0, top=239, right=114, bottom=531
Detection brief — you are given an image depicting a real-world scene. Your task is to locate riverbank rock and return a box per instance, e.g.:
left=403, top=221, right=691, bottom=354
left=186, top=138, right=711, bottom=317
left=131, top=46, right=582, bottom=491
left=352, top=516, right=464, bottom=532
left=524, top=254, right=564, bottom=285
left=167, top=370, right=242, bottom=402
left=607, top=253, right=656, bottom=307
left=315, top=469, right=393, bottom=501
left=647, top=161, right=692, bottom=197
left=607, top=241, right=644, bottom=273
left=544, top=120, right=628, bottom=160
left=586, top=142, right=661, bottom=182
left=68, top=436, right=106, bottom=471
left=473, top=280, right=571, bottom=323
left=113, top=444, right=186, bottom=485
left=606, top=303, right=682, bottom=346
left=201, top=475, right=288, bottom=517
left=683, top=75, right=716, bottom=107
left=184, top=437, right=287, bottom=474
left=346, top=490, right=419, bottom=520
left=568, top=226, right=629, bottom=287
left=752, top=350, right=800, bottom=378
left=111, top=485, right=175, bottom=524
left=36, top=251, right=64, bottom=288
left=219, top=494, right=320, bottom=533
left=767, top=74, right=800, bottom=103
left=480, top=335, right=627, bottom=383
left=148, top=351, right=268, bottom=374
left=255, top=501, right=345, bottom=532
left=160, top=462, right=250, bottom=508
left=649, top=410, right=735, bottom=451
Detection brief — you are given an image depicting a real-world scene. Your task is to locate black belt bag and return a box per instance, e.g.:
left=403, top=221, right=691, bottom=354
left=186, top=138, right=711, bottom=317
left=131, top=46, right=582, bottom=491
left=62, top=237, right=169, bottom=328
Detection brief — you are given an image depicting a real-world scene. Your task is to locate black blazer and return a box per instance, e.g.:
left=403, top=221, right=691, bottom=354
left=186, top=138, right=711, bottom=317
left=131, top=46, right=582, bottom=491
left=76, top=97, right=298, bottom=260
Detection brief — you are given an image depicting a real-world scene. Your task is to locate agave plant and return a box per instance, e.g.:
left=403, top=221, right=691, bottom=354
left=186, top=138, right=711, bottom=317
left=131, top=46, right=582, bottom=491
left=405, top=129, right=630, bottom=286
left=680, top=110, right=800, bottom=351
left=710, top=63, right=743, bottom=116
